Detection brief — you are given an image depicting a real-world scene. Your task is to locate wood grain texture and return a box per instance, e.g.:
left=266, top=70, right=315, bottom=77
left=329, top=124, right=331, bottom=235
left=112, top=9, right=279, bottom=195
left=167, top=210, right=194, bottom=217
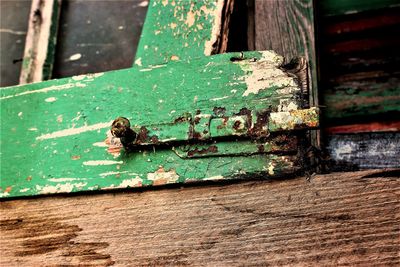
left=327, top=132, right=400, bottom=169
left=255, top=0, right=317, bottom=105
left=1, top=170, right=399, bottom=266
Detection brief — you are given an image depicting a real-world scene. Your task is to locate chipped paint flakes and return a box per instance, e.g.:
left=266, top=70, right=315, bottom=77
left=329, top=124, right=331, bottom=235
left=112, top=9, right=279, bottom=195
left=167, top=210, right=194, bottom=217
left=45, top=97, right=57, bottom=102
left=36, top=182, right=87, bottom=194
left=1, top=83, right=76, bottom=100
left=238, top=52, right=296, bottom=97
left=68, top=53, right=82, bottom=61
left=99, top=171, right=129, bottom=177
left=203, top=175, right=224, bottom=181
left=19, top=188, right=30, bottom=193
left=147, top=167, right=179, bottom=185
left=48, top=178, right=81, bottom=182
left=267, top=162, right=275, bottom=175
left=135, top=57, right=142, bottom=66
left=170, top=55, right=180, bottom=61
left=210, top=95, right=229, bottom=101
left=83, top=160, right=123, bottom=166
left=36, top=121, right=112, bottom=140
left=138, top=1, right=148, bottom=7
left=93, top=142, right=108, bottom=147
left=119, top=178, right=142, bottom=188
left=72, top=72, right=104, bottom=81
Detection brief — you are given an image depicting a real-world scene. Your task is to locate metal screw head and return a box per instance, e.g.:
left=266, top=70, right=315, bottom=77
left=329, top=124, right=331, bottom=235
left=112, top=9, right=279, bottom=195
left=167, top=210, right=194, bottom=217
left=111, top=117, right=131, bottom=138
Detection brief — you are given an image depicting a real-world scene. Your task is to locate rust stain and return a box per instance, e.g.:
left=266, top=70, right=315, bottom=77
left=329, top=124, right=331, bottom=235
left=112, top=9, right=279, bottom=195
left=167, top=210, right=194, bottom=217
left=136, top=126, right=149, bottom=144
left=187, top=145, right=218, bottom=157
left=71, top=155, right=81, bottom=160
left=4, top=186, right=12, bottom=193
left=26, top=176, right=32, bottom=181
left=150, top=135, right=159, bottom=144
left=213, top=106, right=226, bottom=116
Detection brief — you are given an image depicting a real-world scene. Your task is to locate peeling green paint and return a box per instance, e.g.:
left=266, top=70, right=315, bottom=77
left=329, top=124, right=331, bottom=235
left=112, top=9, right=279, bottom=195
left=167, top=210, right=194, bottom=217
left=0, top=51, right=317, bottom=198
left=135, top=0, right=227, bottom=67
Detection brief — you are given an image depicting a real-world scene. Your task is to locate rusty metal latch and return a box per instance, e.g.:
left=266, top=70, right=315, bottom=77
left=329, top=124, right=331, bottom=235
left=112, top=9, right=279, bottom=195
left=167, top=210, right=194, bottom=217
left=111, top=107, right=318, bottom=158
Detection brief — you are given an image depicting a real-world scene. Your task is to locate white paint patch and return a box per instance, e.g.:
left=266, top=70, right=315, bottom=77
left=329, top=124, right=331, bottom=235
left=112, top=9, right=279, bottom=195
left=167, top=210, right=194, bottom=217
left=19, top=188, right=30, bottom=193
left=135, top=57, right=142, bottom=66
left=18, top=112, right=23, bottom=117
left=333, top=143, right=356, bottom=160
left=28, top=127, right=38, bottom=131
left=93, top=142, right=108, bottom=147
left=1, top=83, right=76, bottom=100
left=159, top=138, right=177, bottom=142
left=278, top=99, right=298, bottom=111
left=147, top=169, right=179, bottom=183
left=118, top=26, right=124, bottom=30
left=203, top=175, right=224, bottom=181
left=240, top=57, right=296, bottom=97
left=36, top=121, right=112, bottom=141
left=45, top=97, right=57, bottom=102
left=48, top=178, right=81, bottom=182
left=118, top=178, right=142, bottom=188
left=210, top=95, right=229, bottom=101
left=68, top=53, right=82, bottom=61
left=36, top=182, right=87, bottom=194
left=99, top=171, right=129, bottom=177
left=83, top=160, right=123, bottom=166
left=139, top=1, right=149, bottom=7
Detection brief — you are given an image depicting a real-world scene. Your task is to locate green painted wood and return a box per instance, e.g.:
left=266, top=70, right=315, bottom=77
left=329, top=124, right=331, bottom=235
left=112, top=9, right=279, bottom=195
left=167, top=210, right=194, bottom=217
left=0, top=51, right=317, bottom=198
left=320, top=0, right=400, bottom=16
left=134, top=0, right=232, bottom=67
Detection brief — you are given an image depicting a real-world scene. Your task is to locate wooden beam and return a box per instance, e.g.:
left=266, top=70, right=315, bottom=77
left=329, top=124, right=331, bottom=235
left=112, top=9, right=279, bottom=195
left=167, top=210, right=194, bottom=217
left=19, top=0, right=62, bottom=84
left=1, top=51, right=317, bottom=198
left=254, top=0, right=317, bottom=105
left=134, top=0, right=234, bottom=67
left=1, top=170, right=399, bottom=266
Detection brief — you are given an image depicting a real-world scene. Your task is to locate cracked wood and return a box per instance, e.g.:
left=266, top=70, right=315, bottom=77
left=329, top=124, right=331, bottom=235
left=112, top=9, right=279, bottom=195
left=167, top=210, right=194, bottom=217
left=1, top=170, right=399, bottom=266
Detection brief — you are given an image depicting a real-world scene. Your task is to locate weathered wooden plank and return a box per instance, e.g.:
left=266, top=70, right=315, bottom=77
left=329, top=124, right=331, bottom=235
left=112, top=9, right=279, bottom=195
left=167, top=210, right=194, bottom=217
left=254, top=0, right=317, bottom=105
left=1, top=50, right=317, bottom=198
left=327, top=133, right=400, bottom=170
left=19, top=0, right=62, bottom=84
left=319, top=0, right=400, bottom=17
left=1, top=170, right=399, bottom=266
left=134, top=0, right=233, bottom=67
left=318, top=6, right=400, bottom=125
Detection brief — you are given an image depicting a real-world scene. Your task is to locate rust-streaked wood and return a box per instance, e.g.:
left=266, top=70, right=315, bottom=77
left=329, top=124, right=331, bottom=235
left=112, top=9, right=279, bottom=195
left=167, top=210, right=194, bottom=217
left=1, top=170, right=399, bottom=266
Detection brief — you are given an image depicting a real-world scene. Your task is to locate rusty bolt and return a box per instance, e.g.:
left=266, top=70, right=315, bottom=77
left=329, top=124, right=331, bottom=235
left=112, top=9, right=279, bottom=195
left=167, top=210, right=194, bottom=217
left=111, top=117, right=137, bottom=148
left=111, top=117, right=131, bottom=137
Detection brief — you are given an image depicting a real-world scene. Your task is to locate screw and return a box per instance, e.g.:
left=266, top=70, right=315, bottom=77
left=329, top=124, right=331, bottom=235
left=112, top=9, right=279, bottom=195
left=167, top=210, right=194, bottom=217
left=111, top=117, right=137, bottom=148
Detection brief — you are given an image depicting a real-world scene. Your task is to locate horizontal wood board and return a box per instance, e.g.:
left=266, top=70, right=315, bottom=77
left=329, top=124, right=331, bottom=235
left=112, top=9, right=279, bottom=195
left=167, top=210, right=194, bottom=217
left=1, top=50, right=318, bottom=198
left=1, top=169, right=399, bottom=266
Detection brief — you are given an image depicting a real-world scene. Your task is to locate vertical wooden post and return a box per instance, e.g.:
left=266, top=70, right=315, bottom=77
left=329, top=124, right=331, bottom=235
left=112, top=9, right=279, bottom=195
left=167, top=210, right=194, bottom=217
left=19, top=0, right=62, bottom=84
left=254, top=0, right=320, bottom=170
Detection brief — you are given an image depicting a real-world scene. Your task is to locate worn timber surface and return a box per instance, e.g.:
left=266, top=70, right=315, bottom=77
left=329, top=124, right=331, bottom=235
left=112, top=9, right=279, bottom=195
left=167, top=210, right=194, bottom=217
left=0, top=170, right=399, bottom=266
left=134, top=0, right=233, bottom=67
left=1, top=50, right=318, bottom=198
